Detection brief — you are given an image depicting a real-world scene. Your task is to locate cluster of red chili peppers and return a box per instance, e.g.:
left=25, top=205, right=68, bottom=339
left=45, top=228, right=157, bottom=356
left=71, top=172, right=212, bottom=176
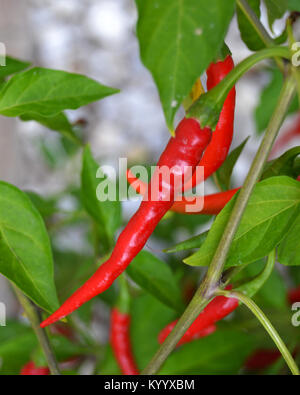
left=38, top=51, right=300, bottom=375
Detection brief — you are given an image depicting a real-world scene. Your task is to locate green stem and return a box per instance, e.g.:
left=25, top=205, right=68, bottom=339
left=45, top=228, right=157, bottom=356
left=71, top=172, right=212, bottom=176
left=237, top=0, right=274, bottom=48
left=222, top=290, right=299, bottom=376
left=13, top=285, right=61, bottom=375
left=142, top=74, right=296, bottom=375
left=187, top=46, right=290, bottom=129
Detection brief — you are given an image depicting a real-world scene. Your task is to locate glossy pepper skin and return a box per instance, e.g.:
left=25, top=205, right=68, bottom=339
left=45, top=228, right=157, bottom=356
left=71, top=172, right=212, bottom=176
left=183, top=55, right=236, bottom=191
left=41, top=118, right=211, bottom=328
left=20, top=362, right=50, bottom=375
left=127, top=169, right=239, bottom=215
left=111, top=308, right=139, bottom=375
left=158, top=290, right=239, bottom=346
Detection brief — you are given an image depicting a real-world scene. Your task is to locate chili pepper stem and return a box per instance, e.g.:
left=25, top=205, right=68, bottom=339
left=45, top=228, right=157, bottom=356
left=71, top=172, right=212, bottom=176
left=187, top=47, right=290, bottom=129
left=142, top=75, right=296, bottom=375
left=221, top=290, right=299, bottom=376
left=12, top=285, right=61, bottom=376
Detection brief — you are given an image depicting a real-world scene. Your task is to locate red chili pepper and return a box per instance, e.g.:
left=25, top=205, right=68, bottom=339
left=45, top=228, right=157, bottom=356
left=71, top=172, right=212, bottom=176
left=183, top=55, right=236, bottom=191
left=41, top=118, right=211, bottom=328
left=127, top=169, right=239, bottom=215
left=245, top=349, right=281, bottom=370
left=158, top=288, right=239, bottom=346
left=270, top=113, right=300, bottom=158
left=288, top=286, right=300, bottom=305
left=20, top=361, right=50, bottom=375
left=110, top=308, right=139, bottom=375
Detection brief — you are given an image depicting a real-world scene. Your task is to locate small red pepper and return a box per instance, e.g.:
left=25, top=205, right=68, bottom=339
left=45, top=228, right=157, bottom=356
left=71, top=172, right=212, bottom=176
left=127, top=169, right=239, bottom=215
left=110, top=308, right=139, bottom=375
left=183, top=55, right=236, bottom=191
left=41, top=118, right=211, bottom=328
left=20, top=361, right=50, bottom=375
left=158, top=287, right=239, bottom=346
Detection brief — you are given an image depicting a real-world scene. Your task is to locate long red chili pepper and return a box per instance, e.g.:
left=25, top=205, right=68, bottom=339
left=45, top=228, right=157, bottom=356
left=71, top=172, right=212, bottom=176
left=158, top=288, right=239, bottom=346
left=20, top=361, right=50, bottom=375
left=41, top=118, right=212, bottom=328
left=183, top=55, right=236, bottom=191
left=127, top=169, right=239, bottom=215
left=110, top=307, right=139, bottom=375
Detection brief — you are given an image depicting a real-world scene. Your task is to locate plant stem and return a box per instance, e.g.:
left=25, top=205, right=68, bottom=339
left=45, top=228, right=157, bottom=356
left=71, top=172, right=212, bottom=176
left=188, top=47, right=290, bottom=129
left=142, top=74, right=296, bottom=375
left=13, top=285, right=61, bottom=375
left=237, top=0, right=274, bottom=48
left=236, top=0, right=285, bottom=72
left=224, top=290, right=299, bottom=376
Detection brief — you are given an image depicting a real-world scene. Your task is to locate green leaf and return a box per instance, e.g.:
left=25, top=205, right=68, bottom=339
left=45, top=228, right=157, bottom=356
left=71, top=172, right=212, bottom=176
left=0, top=181, right=59, bottom=313
left=289, top=0, right=300, bottom=11
left=81, top=146, right=122, bottom=248
left=237, top=0, right=265, bottom=51
left=126, top=251, right=183, bottom=311
left=215, top=137, right=249, bottom=190
left=261, top=146, right=300, bottom=180
left=159, top=330, right=255, bottom=374
left=99, top=345, right=121, bottom=375
left=278, top=211, right=300, bottom=266
left=0, top=67, right=119, bottom=118
left=255, top=68, right=299, bottom=134
left=26, top=191, right=57, bottom=219
left=0, top=321, right=37, bottom=375
left=263, top=0, right=288, bottom=30
left=135, top=0, right=236, bottom=130
left=0, top=56, right=30, bottom=79
left=164, top=230, right=208, bottom=253
left=20, top=112, right=82, bottom=145
left=184, top=177, right=300, bottom=268
left=33, top=336, right=87, bottom=366
left=131, top=293, right=176, bottom=370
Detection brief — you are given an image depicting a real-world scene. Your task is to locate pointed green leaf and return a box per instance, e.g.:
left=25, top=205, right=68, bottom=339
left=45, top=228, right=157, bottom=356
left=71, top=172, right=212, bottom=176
left=263, top=0, right=288, bottom=30
left=0, top=56, right=30, bottom=79
left=164, top=230, right=208, bottom=253
left=0, top=67, right=119, bottom=118
left=0, top=182, right=59, bottom=313
left=237, top=0, right=265, bottom=51
left=185, top=177, right=300, bottom=268
left=81, top=146, right=122, bottom=246
left=135, top=0, right=235, bottom=130
left=261, top=146, right=300, bottom=180
left=159, top=330, right=255, bottom=374
left=278, top=211, right=300, bottom=266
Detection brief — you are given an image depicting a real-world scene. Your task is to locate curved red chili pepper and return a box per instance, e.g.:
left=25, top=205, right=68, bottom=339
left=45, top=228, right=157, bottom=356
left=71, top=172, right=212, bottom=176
left=158, top=288, right=239, bottom=346
left=110, top=308, right=139, bottom=375
left=127, top=169, right=239, bottom=215
left=20, top=361, right=50, bottom=375
left=41, top=118, right=211, bottom=328
left=183, top=55, right=236, bottom=191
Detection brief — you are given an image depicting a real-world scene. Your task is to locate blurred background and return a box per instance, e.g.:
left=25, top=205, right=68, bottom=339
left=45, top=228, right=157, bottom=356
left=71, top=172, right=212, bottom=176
left=0, top=0, right=296, bottom=334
